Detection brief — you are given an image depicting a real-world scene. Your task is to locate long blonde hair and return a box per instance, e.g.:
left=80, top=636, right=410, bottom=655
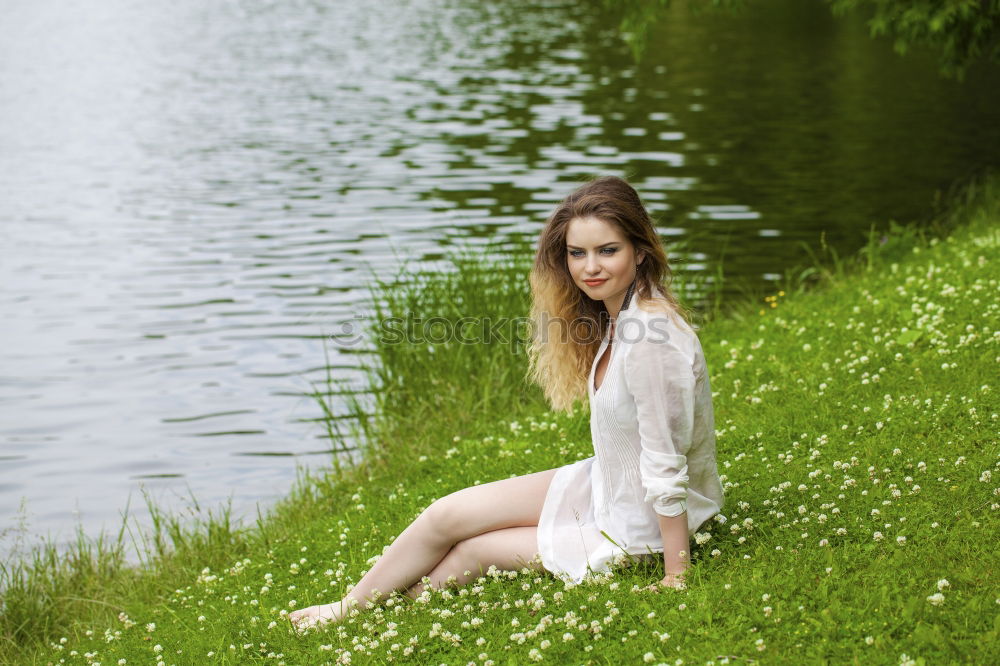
left=526, top=176, right=689, bottom=412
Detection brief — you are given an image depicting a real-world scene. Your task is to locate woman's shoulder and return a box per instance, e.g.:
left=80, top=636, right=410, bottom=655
left=634, top=296, right=694, bottom=336
left=624, top=295, right=699, bottom=363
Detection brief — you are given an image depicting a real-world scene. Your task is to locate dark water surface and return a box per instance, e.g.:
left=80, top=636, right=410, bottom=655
left=1, top=0, right=998, bottom=557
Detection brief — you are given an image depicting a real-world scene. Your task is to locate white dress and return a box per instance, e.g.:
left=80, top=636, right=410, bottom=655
left=536, top=290, right=725, bottom=584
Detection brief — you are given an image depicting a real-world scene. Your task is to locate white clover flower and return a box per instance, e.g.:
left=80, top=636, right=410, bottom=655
left=926, top=593, right=945, bottom=606
left=644, top=653, right=656, bottom=663
left=937, top=579, right=950, bottom=591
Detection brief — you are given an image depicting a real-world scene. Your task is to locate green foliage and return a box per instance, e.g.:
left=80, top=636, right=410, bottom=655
left=602, top=0, right=1000, bottom=78
left=829, top=0, right=1000, bottom=79
left=600, top=0, right=747, bottom=59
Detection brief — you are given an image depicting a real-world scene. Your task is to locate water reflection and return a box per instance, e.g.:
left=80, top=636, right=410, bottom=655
left=1, top=0, right=997, bottom=557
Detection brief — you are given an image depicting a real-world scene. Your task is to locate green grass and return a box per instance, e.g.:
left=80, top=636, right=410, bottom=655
left=3, top=175, right=999, bottom=665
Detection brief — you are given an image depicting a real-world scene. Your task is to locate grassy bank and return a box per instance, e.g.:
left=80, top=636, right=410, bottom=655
left=3, top=176, right=999, bottom=664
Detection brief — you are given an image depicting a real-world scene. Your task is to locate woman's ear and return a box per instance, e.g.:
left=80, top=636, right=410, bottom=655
left=637, top=250, right=646, bottom=266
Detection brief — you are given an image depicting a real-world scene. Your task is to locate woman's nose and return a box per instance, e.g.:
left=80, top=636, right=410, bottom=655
left=585, top=253, right=600, bottom=273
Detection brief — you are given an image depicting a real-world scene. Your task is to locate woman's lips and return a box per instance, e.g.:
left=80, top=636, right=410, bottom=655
left=583, top=278, right=607, bottom=286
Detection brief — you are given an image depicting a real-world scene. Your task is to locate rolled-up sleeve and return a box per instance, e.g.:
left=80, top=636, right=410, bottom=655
left=624, top=331, right=696, bottom=517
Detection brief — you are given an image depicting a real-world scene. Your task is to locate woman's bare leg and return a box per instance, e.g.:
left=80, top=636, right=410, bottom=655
left=289, top=467, right=556, bottom=628
left=404, top=526, right=543, bottom=599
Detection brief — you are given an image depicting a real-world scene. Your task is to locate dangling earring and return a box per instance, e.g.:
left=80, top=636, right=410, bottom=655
left=622, top=272, right=638, bottom=312
left=621, top=255, right=642, bottom=311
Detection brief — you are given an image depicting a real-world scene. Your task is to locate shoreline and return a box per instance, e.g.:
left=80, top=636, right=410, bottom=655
left=4, top=173, right=999, bottom=664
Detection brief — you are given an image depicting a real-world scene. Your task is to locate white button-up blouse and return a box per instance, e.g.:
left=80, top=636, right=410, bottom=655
left=536, top=289, right=725, bottom=583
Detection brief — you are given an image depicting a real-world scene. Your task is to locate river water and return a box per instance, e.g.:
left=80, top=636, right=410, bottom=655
left=2, top=0, right=998, bottom=558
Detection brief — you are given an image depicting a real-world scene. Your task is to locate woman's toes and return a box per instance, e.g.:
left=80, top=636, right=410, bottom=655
left=288, top=598, right=363, bottom=632
left=289, top=606, right=319, bottom=627
left=290, top=603, right=340, bottom=630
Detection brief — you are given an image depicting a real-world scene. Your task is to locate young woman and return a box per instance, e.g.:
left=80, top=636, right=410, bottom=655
left=289, top=176, right=724, bottom=630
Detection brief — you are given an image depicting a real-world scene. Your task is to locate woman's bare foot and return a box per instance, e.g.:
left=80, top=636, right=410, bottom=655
left=288, top=598, right=357, bottom=631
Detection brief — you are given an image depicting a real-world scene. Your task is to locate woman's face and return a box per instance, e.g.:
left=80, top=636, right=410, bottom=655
left=565, top=216, right=644, bottom=308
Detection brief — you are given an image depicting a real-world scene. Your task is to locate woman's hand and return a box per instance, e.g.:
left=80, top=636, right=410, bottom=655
left=645, top=572, right=686, bottom=591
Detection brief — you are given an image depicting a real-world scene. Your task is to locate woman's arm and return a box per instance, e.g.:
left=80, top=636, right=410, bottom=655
left=649, top=511, right=690, bottom=590
left=623, top=326, right=699, bottom=591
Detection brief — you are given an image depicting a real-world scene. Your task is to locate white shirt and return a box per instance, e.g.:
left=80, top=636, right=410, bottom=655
left=536, top=289, right=725, bottom=583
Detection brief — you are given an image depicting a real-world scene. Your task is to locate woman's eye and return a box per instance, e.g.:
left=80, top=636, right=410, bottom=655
left=568, top=248, right=617, bottom=257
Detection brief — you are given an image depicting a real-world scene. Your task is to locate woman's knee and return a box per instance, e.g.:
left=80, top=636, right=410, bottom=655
left=443, top=537, right=489, bottom=579
left=420, top=491, right=475, bottom=544
left=449, top=535, right=481, bottom=564
left=454, top=528, right=539, bottom=574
